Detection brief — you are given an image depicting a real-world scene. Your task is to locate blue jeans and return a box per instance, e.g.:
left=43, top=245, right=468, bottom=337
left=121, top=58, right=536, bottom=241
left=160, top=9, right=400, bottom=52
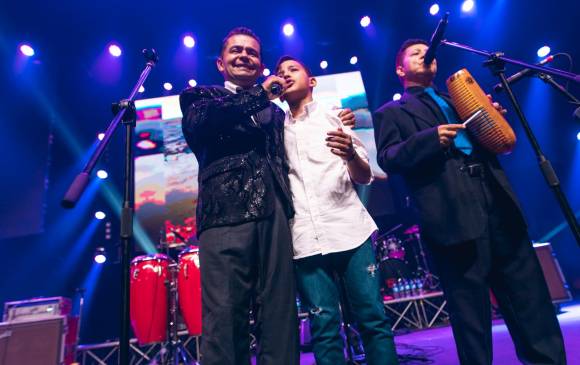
left=295, top=239, right=398, bottom=365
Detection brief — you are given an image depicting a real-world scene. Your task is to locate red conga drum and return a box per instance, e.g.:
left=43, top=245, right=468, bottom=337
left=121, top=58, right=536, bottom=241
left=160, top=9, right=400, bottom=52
left=178, top=246, right=202, bottom=336
left=130, top=254, right=170, bottom=345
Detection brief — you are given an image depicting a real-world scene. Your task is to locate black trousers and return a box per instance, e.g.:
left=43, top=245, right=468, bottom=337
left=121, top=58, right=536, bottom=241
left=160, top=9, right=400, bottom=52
left=428, top=169, right=566, bottom=365
left=197, top=192, right=299, bottom=365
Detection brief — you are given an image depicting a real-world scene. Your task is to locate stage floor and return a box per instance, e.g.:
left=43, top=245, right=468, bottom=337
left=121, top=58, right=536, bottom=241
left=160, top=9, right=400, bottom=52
left=293, top=301, right=580, bottom=364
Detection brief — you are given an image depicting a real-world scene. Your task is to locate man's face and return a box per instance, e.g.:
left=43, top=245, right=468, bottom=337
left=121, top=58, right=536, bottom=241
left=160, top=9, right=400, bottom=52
left=397, top=43, right=437, bottom=84
left=217, top=34, right=263, bottom=87
left=276, top=60, right=316, bottom=103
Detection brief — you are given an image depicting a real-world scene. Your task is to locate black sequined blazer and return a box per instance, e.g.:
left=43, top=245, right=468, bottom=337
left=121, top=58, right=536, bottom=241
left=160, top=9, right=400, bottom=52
left=180, top=85, right=294, bottom=235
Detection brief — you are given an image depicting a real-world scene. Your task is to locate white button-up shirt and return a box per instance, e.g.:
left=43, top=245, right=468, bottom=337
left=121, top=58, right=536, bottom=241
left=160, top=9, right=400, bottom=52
left=284, top=101, right=378, bottom=259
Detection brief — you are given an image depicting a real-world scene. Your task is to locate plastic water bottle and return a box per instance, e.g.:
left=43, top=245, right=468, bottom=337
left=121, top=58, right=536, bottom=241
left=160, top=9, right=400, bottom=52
left=410, top=279, right=418, bottom=296
left=403, top=279, right=412, bottom=297
left=416, top=278, right=424, bottom=295
left=392, top=283, right=400, bottom=299
left=395, top=278, right=404, bottom=298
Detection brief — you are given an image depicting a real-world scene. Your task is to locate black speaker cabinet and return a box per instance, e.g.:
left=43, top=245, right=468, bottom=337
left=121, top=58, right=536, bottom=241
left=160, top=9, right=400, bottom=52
left=534, top=242, right=572, bottom=303
left=0, top=316, right=66, bottom=365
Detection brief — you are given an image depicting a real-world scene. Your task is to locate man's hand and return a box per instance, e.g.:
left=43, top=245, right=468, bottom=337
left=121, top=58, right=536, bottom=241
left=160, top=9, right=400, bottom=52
left=487, top=94, right=507, bottom=115
left=337, top=108, right=356, bottom=128
left=438, top=124, right=465, bottom=147
left=326, top=128, right=356, bottom=160
left=261, top=76, right=286, bottom=100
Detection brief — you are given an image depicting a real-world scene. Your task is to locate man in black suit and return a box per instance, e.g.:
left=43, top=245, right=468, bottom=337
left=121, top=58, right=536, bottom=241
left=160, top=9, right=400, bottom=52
left=179, top=26, right=356, bottom=365
left=179, top=27, right=298, bottom=365
left=373, top=39, right=566, bottom=365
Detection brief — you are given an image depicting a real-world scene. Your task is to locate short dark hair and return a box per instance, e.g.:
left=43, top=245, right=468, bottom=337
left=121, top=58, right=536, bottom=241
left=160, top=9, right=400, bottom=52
left=395, top=38, right=429, bottom=69
left=274, top=55, right=313, bottom=77
left=220, top=27, right=262, bottom=57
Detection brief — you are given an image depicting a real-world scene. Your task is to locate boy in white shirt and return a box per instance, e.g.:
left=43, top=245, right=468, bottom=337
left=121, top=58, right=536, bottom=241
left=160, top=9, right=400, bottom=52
left=275, top=56, right=398, bottom=365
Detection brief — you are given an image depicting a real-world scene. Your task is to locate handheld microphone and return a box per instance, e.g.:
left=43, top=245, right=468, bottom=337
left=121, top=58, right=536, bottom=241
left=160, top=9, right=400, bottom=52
left=270, top=82, right=283, bottom=96
left=424, top=12, right=449, bottom=66
left=493, top=55, right=555, bottom=93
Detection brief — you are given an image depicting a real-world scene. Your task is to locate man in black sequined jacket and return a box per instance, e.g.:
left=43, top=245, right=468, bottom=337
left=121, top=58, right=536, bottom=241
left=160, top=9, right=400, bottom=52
left=179, top=27, right=298, bottom=365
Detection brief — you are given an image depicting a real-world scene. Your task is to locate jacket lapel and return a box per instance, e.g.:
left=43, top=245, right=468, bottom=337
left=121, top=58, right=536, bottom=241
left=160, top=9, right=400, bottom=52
left=399, top=92, right=439, bottom=127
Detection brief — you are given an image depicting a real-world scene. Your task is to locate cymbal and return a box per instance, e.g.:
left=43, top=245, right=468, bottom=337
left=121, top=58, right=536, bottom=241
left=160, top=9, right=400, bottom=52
left=403, top=224, right=420, bottom=235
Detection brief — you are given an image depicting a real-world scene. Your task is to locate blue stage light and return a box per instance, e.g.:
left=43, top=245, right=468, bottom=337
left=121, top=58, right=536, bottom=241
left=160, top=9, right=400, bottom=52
left=108, top=44, right=122, bottom=57
left=183, top=35, right=195, bottom=48
left=430, top=4, right=440, bottom=16
left=96, top=170, right=108, bottom=179
left=163, top=82, right=173, bottom=91
left=94, top=247, right=107, bottom=264
left=188, top=79, right=197, bottom=87
left=283, top=23, right=295, bottom=36
left=95, top=211, right=106, bottom=220
left=537, top=46, right=551, bottom=58
left=360, top=16, right=371, bottom=28
left=393, top=93, right=402, bottom=101
left=461, top=0, right=475, bottom=13
left=320, top=60, right=328, bottom=70
left=350, top=56, right=358, bottom=65
left=19, top=44, right=35, bottom=56
left=263, top=68, right=271, bottom=77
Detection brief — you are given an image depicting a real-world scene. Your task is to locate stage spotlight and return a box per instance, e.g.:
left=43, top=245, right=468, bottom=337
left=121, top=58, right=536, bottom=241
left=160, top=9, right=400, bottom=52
left=320, top=60, right=328, bottom=70
left=94, top=247, right=107, bottom=264
left=163, top=82, right=173, bottom=91
left=97, top=133, right=105, bottom=141
left=393, top=93, right=402, bottom=101
left=95, top=211, right=106, bottom=220
left=96, top=170, right=108, bottom=179
left=19, top=44, right=35, bottom=57
left=360, top=16, right=371, bottom=28
left=537, top=46, right=551, bottom=58
left=350, top=56, right=358, bottom=65
left=138, top=86, right=145, bottom=93
left=430, top=4, right=440, bottom=16
left=263, top=68, right=271, bottom=77
left=188, top=79, right=197, bottom=87
left=283, top=23, right=295, bottom=37
left=183, top=35, right=195, bottom=48
left=461, top=0, right=475, bottom=13
left=576, top=131, right=580, bottom=141
left=108, top=44, right=122, bottom=57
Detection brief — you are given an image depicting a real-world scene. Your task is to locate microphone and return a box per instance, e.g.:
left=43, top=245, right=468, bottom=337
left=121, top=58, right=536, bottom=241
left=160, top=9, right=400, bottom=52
left=270, top=82, right=283, bottom=96
left=493, top=55, right=555, bottom=93
left=424, top=12, right=449, bottom=66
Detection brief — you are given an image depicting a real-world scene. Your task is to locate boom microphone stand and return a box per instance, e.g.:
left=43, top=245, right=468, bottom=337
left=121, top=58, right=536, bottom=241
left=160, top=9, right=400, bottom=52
left=439, top=39, right=580, bottom=247
left=61, top=49, right=159, bottom=364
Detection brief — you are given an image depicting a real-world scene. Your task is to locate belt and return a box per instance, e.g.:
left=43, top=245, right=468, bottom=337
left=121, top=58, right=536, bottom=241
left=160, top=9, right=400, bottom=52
left=459, top=162, right=485, bottom=178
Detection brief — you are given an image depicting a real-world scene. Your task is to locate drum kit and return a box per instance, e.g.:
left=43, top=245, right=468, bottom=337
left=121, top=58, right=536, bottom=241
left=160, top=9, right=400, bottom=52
left=130, top=235, right=201, bottom=364
left=373, top=224, right=439, bottom=297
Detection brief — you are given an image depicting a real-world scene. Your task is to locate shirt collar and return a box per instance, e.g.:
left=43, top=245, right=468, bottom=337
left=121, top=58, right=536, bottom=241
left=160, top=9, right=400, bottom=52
left=288, top=100, right=319, bottom=123
left=224, top=81, right=241, bottom=94
left=405, top=84, right=440, bottom=96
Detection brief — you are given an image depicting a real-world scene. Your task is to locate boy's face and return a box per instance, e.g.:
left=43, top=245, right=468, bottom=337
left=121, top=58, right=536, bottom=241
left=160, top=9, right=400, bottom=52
left=396, top=43, right=437, bottom=84
left=276, top=60, right=316, bottom=102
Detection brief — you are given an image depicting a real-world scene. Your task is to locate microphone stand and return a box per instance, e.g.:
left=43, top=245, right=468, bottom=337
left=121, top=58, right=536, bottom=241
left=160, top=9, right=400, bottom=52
left=440, top=40, right=580, bottom=247
left=536, top=73, right=580, bottom=107
left=61, top=49, right=159, bottom=364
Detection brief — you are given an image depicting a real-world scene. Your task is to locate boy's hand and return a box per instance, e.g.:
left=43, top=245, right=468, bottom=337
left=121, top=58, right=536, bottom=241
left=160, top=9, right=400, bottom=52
left=326, top=128, right=356, bottom=160
left=337, top=108, right=356, bottom=128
